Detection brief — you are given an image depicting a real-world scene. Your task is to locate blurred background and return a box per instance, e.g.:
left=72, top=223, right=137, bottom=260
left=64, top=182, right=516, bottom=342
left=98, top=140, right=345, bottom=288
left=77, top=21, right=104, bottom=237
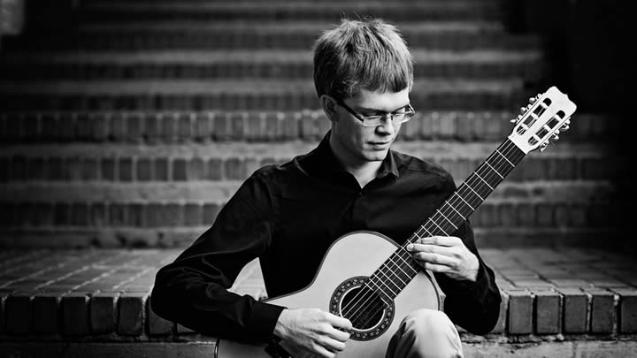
left=0, top=0, right=632, bottom=252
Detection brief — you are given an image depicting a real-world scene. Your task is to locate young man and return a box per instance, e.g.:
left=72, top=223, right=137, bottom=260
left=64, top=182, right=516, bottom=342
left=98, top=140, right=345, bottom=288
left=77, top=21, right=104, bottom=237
left=151, top=19, right=501, bottom=358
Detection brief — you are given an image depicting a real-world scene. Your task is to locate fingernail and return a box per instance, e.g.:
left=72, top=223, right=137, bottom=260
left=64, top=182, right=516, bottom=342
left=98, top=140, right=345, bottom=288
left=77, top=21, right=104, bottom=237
left=406, top=244, right=413, bottom=251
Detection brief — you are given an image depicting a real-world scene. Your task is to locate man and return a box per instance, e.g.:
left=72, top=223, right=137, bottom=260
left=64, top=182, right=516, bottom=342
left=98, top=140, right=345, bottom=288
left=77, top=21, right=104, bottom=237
left=151, top=19, right=501, bottom=358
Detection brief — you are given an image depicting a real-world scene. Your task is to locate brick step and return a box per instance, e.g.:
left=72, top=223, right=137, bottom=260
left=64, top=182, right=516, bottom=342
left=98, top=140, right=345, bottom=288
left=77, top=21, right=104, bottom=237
left=0, top=249, right=635, bottom=345
left=0, top=50, right=543, bottom=80
left=0, top=111, right=613, bottom=144
left=78, top=1, right=501, bottom=23
left=7, top=21, right=539, bottom=51
left=0, top=140, right=619, bottom=184
left=0, top=78, right=528, bottom=111
left=0, top=197, right=618, bottom=247
left=0, top=180, right=616, bottom=206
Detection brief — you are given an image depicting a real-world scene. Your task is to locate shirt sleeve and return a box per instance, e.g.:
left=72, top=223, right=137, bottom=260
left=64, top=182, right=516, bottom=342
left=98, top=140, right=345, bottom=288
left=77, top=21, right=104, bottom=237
left=150, top=172, right=284, bottom=343
left=436, top=222, right=502, bottom=335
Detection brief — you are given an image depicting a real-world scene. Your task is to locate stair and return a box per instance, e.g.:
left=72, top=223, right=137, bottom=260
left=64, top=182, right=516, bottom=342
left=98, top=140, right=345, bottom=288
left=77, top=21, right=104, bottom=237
left=0, top=0, right=619, bottom=249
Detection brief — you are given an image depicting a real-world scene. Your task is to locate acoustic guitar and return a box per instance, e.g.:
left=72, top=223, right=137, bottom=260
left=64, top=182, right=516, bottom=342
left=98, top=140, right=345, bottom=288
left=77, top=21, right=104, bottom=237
left=215, top=86, right=577, bottom=357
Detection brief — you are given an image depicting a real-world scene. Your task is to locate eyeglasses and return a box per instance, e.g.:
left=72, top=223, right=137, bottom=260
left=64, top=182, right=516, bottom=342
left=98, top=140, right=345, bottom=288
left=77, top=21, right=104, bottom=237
left=336, top=99, right=415, bottom=127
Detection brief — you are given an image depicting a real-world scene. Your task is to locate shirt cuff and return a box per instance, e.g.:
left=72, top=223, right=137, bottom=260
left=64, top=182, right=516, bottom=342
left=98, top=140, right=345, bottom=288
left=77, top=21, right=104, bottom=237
left=247, top=300, right=286, bottom=341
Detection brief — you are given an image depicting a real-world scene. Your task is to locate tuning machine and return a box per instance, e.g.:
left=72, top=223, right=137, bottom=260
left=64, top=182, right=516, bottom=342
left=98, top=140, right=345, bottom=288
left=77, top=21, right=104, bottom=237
left=539, top=142, right=549, bottom=152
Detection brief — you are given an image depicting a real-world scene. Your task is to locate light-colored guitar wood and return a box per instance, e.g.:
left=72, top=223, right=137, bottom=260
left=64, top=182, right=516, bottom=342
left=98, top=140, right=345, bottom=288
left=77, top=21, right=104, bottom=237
left=217, top=231, right=442, bottom=357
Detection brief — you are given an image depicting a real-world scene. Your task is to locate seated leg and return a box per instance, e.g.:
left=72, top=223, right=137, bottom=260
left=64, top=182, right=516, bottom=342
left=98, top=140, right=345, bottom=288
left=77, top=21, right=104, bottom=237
left=385, top=309, right=463, bottom=358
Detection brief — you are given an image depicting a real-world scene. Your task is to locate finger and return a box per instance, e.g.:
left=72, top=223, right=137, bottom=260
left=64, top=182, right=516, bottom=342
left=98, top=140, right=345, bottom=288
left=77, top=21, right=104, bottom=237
left=324, top=326, right=350, bottom=342
left=317, top=336, right=347, bottom=352
left=407, top=243, right=455, bottom=256
left=418, top=236, right=462, bottom=247
left=421, top=262, right=452, bottom=273
left=312, top=342, right=337, bottom=358
left=325, top=312, right=353, bottom=331
left=413, top=252, right=456, bottom=267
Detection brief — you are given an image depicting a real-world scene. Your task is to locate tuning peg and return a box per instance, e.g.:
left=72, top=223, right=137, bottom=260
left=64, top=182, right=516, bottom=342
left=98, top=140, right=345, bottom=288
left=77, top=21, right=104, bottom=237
left=540, top=142, right=549, bottom=152
left=561, top=124, right=570, bottom=131
left=553, top=134, right=559, bottom=140
left=529, top=96, right=537, bottom=103
left=510, top=118, right=517, bottom=123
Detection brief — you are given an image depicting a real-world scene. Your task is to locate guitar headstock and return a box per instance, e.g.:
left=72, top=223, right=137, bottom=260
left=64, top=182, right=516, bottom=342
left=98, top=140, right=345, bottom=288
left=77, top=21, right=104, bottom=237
left=508, top=86, right=577, bottom=154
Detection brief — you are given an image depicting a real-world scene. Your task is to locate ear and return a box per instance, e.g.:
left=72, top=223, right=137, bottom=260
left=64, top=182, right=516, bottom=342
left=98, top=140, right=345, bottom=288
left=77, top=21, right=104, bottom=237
left=319, top=95, right=338, bottom=123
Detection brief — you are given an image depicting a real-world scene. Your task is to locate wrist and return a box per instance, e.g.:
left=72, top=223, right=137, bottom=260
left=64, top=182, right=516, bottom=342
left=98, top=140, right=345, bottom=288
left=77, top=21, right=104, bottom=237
left=273, top=308, right=289, bottom=338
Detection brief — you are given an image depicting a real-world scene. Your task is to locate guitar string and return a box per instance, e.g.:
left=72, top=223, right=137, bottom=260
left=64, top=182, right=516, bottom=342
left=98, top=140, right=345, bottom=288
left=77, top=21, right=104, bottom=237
left=338, top=139, right=520, bottom=325
left=338, top=139, right=524, bottom=327
left=345, top=140, right=524, bottom=330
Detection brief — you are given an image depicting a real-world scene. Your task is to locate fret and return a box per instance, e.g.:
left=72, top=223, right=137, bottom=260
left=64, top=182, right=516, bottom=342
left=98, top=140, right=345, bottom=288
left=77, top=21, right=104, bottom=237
left=455, top=192, right=475, bottom=211
left=366, top=277, right=394, bottom=298
left=435, top=209, right=457, bottom=230
left=374, top=268, right=403, bottom=292
left=382, top=258, right=410, bottom=285
left=495, top=149, right=515, bottom=168
left=464, top=183, right=485, bottom=201
left=388, top=254, right=415, bottom=278
left=474, top=171, right=494, bottom=191
left=429, top=218, right=449, bottom=236
left=446, top=202, right=466, bottom=221
left=485, top=161, right=504, bottom=179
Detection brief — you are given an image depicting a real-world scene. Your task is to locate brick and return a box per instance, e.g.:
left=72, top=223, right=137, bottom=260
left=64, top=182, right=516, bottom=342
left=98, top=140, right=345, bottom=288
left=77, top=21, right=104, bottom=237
left=59, top=113, right=76, bottom=141
left=614, top=288, right=637, bottom=333
left=154, top=158, right=169, bottom=181
left=90, top=292, right=117, bottom=334
left=147, top=296, right=173, bottom=336
left=534, top=290, right=561, bottom=334
left=129, top=203, right=145, bottom=227
left=109, top=203, right=127, bottom=226
left=183, top=203, right=202, bottom=226
left=144, top=113, right=161, bottom=143
left=224, top=158, right=246, bottom=180
left=206, top=158, right=223, bottom=180
left=119, top=158, right=134, bottom=181
left=32, top=293, right=60, bottom=334
left=535, top=203, right=554, bottom=226
left=81, top=157, right=99, bottom=181
left=118, top=292, right=147, bottom=336
left=62, top=293, right=90, bottom=336
left=177, top=112, right=192, bottom=142
left=161, top=113, right=177, bottom=143
left=194, top=112, right=213, bottom=141
left=127, top=112, right=144, bottom=142
left=110, top=112, right=127, bottom=141
left=189, top=157, right=205, bottom=180
left=229, top=112, right=246, bottom=140
left=53, top=202, right=70, bottom=226
left=90, top=203, right=107, bottom=227
left=5, top=294, right=33, bottom=334
left=137, top=158, right=153, bottom=181
left=173, top=158, right=187, bottom=181
left=588, top=288, right=615, bottom=334
left=70, top=202, right=90, bottom=226
left=507, top=290, right=533, bottom=334
left=101, top=157, right=116, bottom=181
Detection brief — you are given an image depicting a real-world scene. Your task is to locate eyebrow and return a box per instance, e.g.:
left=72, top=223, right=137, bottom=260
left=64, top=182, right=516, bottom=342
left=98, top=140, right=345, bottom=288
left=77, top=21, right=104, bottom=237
left=355, top=103, right=410, bottom=113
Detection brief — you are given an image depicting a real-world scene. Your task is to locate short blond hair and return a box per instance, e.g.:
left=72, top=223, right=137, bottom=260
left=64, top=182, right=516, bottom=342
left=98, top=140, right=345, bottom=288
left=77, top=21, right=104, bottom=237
left=313, top=18, right=414, bottom=100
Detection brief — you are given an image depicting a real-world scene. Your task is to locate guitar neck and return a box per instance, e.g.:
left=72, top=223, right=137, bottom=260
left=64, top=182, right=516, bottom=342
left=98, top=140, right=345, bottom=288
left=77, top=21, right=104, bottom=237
left=369, top=138, right=526, bottom=300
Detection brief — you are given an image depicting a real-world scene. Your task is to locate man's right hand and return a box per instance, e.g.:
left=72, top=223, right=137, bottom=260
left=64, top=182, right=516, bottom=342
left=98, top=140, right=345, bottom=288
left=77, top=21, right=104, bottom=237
left=273, top=308, right=352, bottom=358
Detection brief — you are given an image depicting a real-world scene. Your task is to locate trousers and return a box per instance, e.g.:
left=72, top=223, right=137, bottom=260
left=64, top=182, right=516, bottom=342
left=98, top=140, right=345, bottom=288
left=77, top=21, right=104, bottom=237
left=385, top=309, right=463, bottom=358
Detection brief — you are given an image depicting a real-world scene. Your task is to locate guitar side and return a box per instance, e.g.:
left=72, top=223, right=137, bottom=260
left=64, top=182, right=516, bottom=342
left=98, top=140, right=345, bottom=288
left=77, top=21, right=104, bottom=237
left=217, top=231, right=442, bottom=358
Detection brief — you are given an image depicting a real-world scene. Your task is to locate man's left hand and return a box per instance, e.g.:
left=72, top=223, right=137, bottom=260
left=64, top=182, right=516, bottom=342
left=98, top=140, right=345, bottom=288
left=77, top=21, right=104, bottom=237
left=406, top=236, right=479, bottom=282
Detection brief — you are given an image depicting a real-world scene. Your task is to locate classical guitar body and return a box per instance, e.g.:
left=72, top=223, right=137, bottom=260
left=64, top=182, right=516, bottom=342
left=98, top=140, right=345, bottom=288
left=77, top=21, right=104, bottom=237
left=217, top=231, right=442, bottom=358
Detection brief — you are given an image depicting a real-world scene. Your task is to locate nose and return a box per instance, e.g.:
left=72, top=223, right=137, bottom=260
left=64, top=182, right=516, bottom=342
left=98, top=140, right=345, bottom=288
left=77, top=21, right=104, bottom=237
left=375, top=114, right=396, bottom=136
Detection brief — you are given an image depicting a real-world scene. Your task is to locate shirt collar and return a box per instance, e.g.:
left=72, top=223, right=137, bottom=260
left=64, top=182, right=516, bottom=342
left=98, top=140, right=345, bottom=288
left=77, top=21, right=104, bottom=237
left=298, top=131, right=400, bottom=180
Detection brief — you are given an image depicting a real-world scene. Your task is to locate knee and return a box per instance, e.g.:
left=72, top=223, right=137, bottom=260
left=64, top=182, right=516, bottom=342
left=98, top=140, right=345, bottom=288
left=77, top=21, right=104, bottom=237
left=403, top=309, right=455, bottom=337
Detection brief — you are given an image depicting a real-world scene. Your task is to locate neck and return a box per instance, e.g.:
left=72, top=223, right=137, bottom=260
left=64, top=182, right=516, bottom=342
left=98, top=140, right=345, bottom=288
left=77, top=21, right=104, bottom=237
left=329, top=135, right=383, bottom=188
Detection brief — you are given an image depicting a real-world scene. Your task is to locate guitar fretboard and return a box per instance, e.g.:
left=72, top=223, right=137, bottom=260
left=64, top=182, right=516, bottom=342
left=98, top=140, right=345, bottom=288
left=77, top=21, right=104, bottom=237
left=366, top=138, right=526, bottom=300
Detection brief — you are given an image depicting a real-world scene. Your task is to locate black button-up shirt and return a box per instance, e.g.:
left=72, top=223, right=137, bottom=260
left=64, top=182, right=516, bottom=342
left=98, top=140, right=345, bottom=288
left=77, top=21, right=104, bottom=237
left=151, top=132, right=501, bottom=342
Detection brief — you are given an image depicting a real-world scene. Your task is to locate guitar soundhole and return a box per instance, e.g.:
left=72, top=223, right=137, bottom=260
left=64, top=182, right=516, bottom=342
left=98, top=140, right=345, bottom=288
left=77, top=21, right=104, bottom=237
left=329, top=276, right=394, bottom=341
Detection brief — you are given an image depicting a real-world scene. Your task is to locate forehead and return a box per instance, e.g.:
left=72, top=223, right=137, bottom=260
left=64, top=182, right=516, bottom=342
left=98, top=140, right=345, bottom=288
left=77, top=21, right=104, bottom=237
left=348, top=88, right=410, bottom=111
